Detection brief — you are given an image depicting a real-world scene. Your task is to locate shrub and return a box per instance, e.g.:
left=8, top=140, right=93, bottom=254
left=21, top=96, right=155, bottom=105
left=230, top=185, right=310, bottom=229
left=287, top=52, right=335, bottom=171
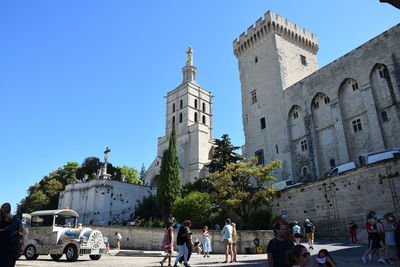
left=247, top=209, right=273, bottom=230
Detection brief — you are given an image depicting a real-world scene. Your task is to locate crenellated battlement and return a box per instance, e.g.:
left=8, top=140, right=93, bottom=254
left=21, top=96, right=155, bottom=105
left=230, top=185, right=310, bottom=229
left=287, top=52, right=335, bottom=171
left=233, top=10, right=319, bottom=58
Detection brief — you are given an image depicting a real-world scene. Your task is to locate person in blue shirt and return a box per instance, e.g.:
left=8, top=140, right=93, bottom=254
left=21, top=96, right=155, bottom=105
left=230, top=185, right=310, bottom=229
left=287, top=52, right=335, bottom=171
left=221, top=218, right=233, bottom=263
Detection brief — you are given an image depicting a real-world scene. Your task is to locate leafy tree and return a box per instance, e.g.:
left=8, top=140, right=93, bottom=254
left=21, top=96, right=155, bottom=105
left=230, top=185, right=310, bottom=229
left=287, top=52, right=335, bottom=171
left=139, top=164, right=146, bottom=182
left=23, top=190, right=50, bottom=213
left=156, top=125, right=181, bottom=219
left=181, top=178, right=214, bottom=197
left=208, top=134, right=241, bottom=173
left=172, top=191, right=221, bottom=229
left=209, top=157, right=281, bottom=228
left=134, top=195, right=162, bottom=221
left=118, top=166, right=142, bottom=184
left=76, top=157, right=101, bottom=180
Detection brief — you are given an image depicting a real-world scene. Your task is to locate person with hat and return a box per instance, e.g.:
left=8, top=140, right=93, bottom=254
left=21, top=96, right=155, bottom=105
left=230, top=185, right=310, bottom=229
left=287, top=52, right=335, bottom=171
left=221, top=218, right=233, bottom=263
left=174, top=220, right=192, bottom=267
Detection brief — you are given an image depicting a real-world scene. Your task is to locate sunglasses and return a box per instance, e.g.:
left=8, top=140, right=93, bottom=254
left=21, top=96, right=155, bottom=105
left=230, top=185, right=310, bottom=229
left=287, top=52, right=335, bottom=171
left=302, top=252, right=311, bottom=257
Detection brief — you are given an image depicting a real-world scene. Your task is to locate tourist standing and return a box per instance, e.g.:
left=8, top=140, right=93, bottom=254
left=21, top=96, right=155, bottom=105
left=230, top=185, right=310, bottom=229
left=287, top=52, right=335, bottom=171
left=0, top=203, right=22, bottom=267
left=348, top=218, right=358, bottom=243
left=292, top=221, right=302, bottom=245
left=160, top=218, right=175, bottom=267
left=312, top=249, right=336, bottom=267
left=115, top=232, right=122, bottom=250
left=303, top=219, right=315, bottom=250
left=382, top=213, right=396, bottom=264
left=286, top=244, right=310, bottom=267
left=174, top=220, right=192, bottom=267
left=267, top=222, right=294, bottom=267
left=202, top=226, right=211, bottom=257
left=231, top=222, right=238, bottom=262
left=221, top=218, right=233, bottom=263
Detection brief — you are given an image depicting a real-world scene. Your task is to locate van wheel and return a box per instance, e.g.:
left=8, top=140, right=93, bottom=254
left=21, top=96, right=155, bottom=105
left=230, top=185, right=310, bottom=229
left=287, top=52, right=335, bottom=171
left=50, top=254, right=63, bottom=260
left=65, top=244, right=79, bottom=262
left=24, top=245, right=38, bottom=260
left=89, top=254, right=101, bottom=260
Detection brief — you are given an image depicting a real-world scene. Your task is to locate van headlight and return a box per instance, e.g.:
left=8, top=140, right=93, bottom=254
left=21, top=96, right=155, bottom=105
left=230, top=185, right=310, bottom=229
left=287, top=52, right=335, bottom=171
left=79, top=236, right=88, bottom=243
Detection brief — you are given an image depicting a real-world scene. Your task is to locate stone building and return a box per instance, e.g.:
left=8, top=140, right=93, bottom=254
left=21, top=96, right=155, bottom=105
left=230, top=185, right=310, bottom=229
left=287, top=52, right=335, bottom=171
left=233, top=10, right=400, bottom=181
left=145, top=48, right=214, bottom=186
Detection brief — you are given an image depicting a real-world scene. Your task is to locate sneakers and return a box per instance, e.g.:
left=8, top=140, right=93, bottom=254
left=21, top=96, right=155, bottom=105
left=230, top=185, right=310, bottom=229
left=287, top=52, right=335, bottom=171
left=361, top=256, right=368, bottom=264
left=378, top=258, right=386, bottom=264
left=385, top=259, right=395, bottom=265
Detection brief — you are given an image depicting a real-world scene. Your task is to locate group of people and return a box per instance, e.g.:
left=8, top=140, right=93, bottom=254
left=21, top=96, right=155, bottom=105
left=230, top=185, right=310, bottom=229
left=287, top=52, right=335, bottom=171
left=0, top=203, right=23, bottom=267
left=360, top=211, right=400, bottom=264
left=267, top=218, right=335, bottom=267
left=160, top=218, right=238, bottom=267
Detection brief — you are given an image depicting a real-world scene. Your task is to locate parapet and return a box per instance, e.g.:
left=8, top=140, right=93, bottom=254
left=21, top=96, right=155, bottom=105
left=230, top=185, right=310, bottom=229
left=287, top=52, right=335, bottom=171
left=233, top=10, right=319, bottom=58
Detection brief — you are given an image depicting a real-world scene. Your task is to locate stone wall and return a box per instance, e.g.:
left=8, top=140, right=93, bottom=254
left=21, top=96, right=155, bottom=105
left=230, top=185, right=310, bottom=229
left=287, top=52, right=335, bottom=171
left=91, top=225, right=273, bottom=254
left=271, top=158, right=400, bottom=237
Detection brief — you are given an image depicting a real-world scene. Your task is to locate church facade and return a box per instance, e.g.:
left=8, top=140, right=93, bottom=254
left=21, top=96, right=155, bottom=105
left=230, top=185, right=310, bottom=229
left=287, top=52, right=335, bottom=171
left=234, top=11, right=400, bottom=181
left=144, top=48, right=214, bottom=186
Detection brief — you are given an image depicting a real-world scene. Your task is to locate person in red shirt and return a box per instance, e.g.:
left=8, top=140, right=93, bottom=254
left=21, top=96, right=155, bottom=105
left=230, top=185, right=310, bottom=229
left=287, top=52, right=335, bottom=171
left=361, top=215, right=385, bottom=264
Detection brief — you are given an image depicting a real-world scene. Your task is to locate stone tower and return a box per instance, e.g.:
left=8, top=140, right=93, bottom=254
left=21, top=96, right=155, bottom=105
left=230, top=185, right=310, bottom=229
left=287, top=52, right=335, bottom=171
left=145, top=47, right=214, bottom=186
left=233, top=11, right=319, bottom=180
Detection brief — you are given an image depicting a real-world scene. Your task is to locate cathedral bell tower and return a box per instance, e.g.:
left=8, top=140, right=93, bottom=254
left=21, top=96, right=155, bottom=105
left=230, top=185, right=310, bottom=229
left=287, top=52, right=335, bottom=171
left=145, top=47, right=214, bottom=186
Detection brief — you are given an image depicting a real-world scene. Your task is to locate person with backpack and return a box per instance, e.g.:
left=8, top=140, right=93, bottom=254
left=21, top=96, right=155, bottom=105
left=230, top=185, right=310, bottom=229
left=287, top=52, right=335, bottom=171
left=303, top=219, right=315, bottom=250
left=348, top=218, right=358, bottom=243
left=174, top=220, right=192, bottom=267
left=267, top=222, right=294, bottom=267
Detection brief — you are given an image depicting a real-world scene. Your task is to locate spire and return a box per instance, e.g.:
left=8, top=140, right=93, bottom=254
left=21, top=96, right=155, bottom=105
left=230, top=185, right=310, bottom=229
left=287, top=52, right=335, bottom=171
left=182, top=46, right=197, bottom=83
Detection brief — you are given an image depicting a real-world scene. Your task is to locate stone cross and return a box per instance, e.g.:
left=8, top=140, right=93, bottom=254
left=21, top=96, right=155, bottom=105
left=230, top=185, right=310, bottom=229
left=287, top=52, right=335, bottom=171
left=186, top=46, right=193, bottom=65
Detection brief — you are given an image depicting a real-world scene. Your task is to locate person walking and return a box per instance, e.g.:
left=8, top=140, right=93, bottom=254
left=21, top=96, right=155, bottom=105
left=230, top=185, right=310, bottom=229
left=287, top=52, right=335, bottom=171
left=292, top=221, right=302, bottom=245
left=267, top=222, right=294, bottom=267
left=348, top=218, right=358, bottom=243
left=174, top=220, right=192, bottom=267
left=361, top=215, right=385, bottom=264
left=231, top=222, right=238, bottom=262
left=303, top=219, right=315, bottom=250
left=382, top=213, right=396, bottom=264
left=115, top=232, right=122, bottom=250
left=202, top=225, right=211, bottom=258
left=160, top=218, right=176, bottom=267
left=286, top=245, right=310, bottom=267
left=221, top=218, right=233, bottom=263
left=0, top=203, right=22, bottom=267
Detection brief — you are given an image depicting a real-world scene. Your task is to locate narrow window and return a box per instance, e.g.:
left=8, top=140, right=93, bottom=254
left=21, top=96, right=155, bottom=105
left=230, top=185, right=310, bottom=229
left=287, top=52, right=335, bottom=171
left=255, top=149, right=264, bottom=166
left=180, top=99, right=183, bottom=109
left=352, top=82, right=359, bottom=91
left=293, top=111, right=299, bottom=119
left=379, top=70, right=384, bottom=78
left=255, top=56, right=258, bottom=63
left=330, top=159, right=336, bottom=168
left=172, top=116, right=175, bottom=124
left=194, top=99, right=198, bottom=109
left=381, top=111, right=389, bottom=122
left=194, top=112, right=198, bottom=122
left=202, top=115, right=206, bottom=124
left=302, top=167, right=308, bottom=176
left=202, top=103, right=206, bottom=112
left=301, top=140, right=308, bottom=151
left=324, top=96, right=330, bottom=104
left=251, top=90, right=257, bottom=104
left=300, top=55, right=307, bottom=66
left=260, top=117, right=266, bottom=129
left=352, top=119, right=362, bottom=132
left=179, top=113, right=183, bottom=123
left=275, top=144, right=279, bottom=154
left=172, top=103, right=175, bottom=112
left=313, top=101, right=319, bottom=109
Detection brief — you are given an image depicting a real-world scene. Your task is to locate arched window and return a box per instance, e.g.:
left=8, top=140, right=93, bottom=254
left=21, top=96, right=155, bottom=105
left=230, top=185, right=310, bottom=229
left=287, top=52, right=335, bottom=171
left=172, top=116, right=175, bottom=124
left=302, top=166, right=308, bottom=176
left=202, top=103, right=206, bottom=112
left=194, top=99, right=198, bottom=109
left=202, top=115, right=206, bottom=124
left=180, top=99, right=183, bottom=109
left=179, top=113, right=182, bottom=123
left=194, top=112, right=198, bottom=122
left=381, top=111, right=389, bottom=122
left=172, top=103, right=175, bottom=112
left=330, top=159, right=336, bottom=168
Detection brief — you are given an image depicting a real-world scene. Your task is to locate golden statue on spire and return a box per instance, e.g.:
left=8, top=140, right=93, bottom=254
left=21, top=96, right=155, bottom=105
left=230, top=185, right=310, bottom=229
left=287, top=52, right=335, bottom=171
left=186, top=46, right=193, bottom=65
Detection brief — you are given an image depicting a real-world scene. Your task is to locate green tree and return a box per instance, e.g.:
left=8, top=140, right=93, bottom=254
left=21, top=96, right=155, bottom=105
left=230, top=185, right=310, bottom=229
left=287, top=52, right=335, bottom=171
left=23, top=190, right=50, bottom=213
left=181, top=178, right=214, bottom=197
left=208, top=134, right=241, bottom=173
left=118, top=166, right=142, bottom=184
left=156, top=125, right=181, bottom=219
left=172, top=191, right=221, bottom=229
left=209, top=157, right=281, bottom=228
left=135, top=195, right=162, bottom=221
left=76, top=157, right=101, bottom=180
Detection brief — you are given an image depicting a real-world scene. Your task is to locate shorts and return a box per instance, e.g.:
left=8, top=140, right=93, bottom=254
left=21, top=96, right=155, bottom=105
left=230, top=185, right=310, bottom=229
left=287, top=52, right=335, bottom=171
left=294, top=233, right=302, bottom=239
left=368, top=238, right=382, bottom=250
left=224, top=239, right=232, bottom=245
left=306, top=233, right=314, bottom=240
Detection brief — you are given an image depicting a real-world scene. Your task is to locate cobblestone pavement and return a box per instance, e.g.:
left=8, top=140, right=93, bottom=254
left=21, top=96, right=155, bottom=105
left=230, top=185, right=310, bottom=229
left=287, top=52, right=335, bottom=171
left=16, top=240, right=400, bottom=267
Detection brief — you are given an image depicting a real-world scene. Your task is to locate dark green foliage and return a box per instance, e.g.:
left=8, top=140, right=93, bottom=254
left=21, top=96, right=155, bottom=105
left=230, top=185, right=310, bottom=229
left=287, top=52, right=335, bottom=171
left=207, top=134, right=241, bottom=173
left=139, top=164, right=146, bottom=182
left=76, top=157, right=101, bottom=180
left=156, top=125, right=181, bottom=218
left=181, top=178, right=214, bottom=197
left=247, top=209, right=272, bottom=230
left=134, top=195, right=162, bottom=221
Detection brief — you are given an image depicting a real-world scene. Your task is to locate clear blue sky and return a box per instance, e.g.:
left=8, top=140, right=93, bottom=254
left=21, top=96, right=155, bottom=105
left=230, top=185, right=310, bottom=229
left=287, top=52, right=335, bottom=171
left=0, top=0, right=398, bottom=212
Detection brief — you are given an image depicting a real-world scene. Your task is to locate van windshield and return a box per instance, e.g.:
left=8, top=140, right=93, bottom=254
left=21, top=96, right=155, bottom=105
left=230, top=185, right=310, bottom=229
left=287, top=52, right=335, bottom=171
left=54, top=214, right=77, bottom=228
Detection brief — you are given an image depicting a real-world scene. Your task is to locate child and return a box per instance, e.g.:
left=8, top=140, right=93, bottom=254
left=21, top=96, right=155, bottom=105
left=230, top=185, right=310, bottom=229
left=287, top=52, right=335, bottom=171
left=313, top=249, right=336, bottom=267
left=202, top=225, right=212, bottom=257
left=160, top=218, right=175, bottom=267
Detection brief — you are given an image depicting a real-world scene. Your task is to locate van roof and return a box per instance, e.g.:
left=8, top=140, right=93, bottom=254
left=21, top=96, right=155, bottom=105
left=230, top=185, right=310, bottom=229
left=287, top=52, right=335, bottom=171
left=30, top=209, right=79, bottom=217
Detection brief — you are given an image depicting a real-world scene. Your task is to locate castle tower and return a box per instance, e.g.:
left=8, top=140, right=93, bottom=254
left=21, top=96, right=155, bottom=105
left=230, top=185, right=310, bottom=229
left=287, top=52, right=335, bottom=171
left=233, top=11, right=319, bottom=180
left=145, top=47, right=214, bottom=186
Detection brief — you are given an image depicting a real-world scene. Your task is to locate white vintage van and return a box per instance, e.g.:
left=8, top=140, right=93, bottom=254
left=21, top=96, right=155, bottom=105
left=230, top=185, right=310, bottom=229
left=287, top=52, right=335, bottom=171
left=22, top=209, right=106, bottom=262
